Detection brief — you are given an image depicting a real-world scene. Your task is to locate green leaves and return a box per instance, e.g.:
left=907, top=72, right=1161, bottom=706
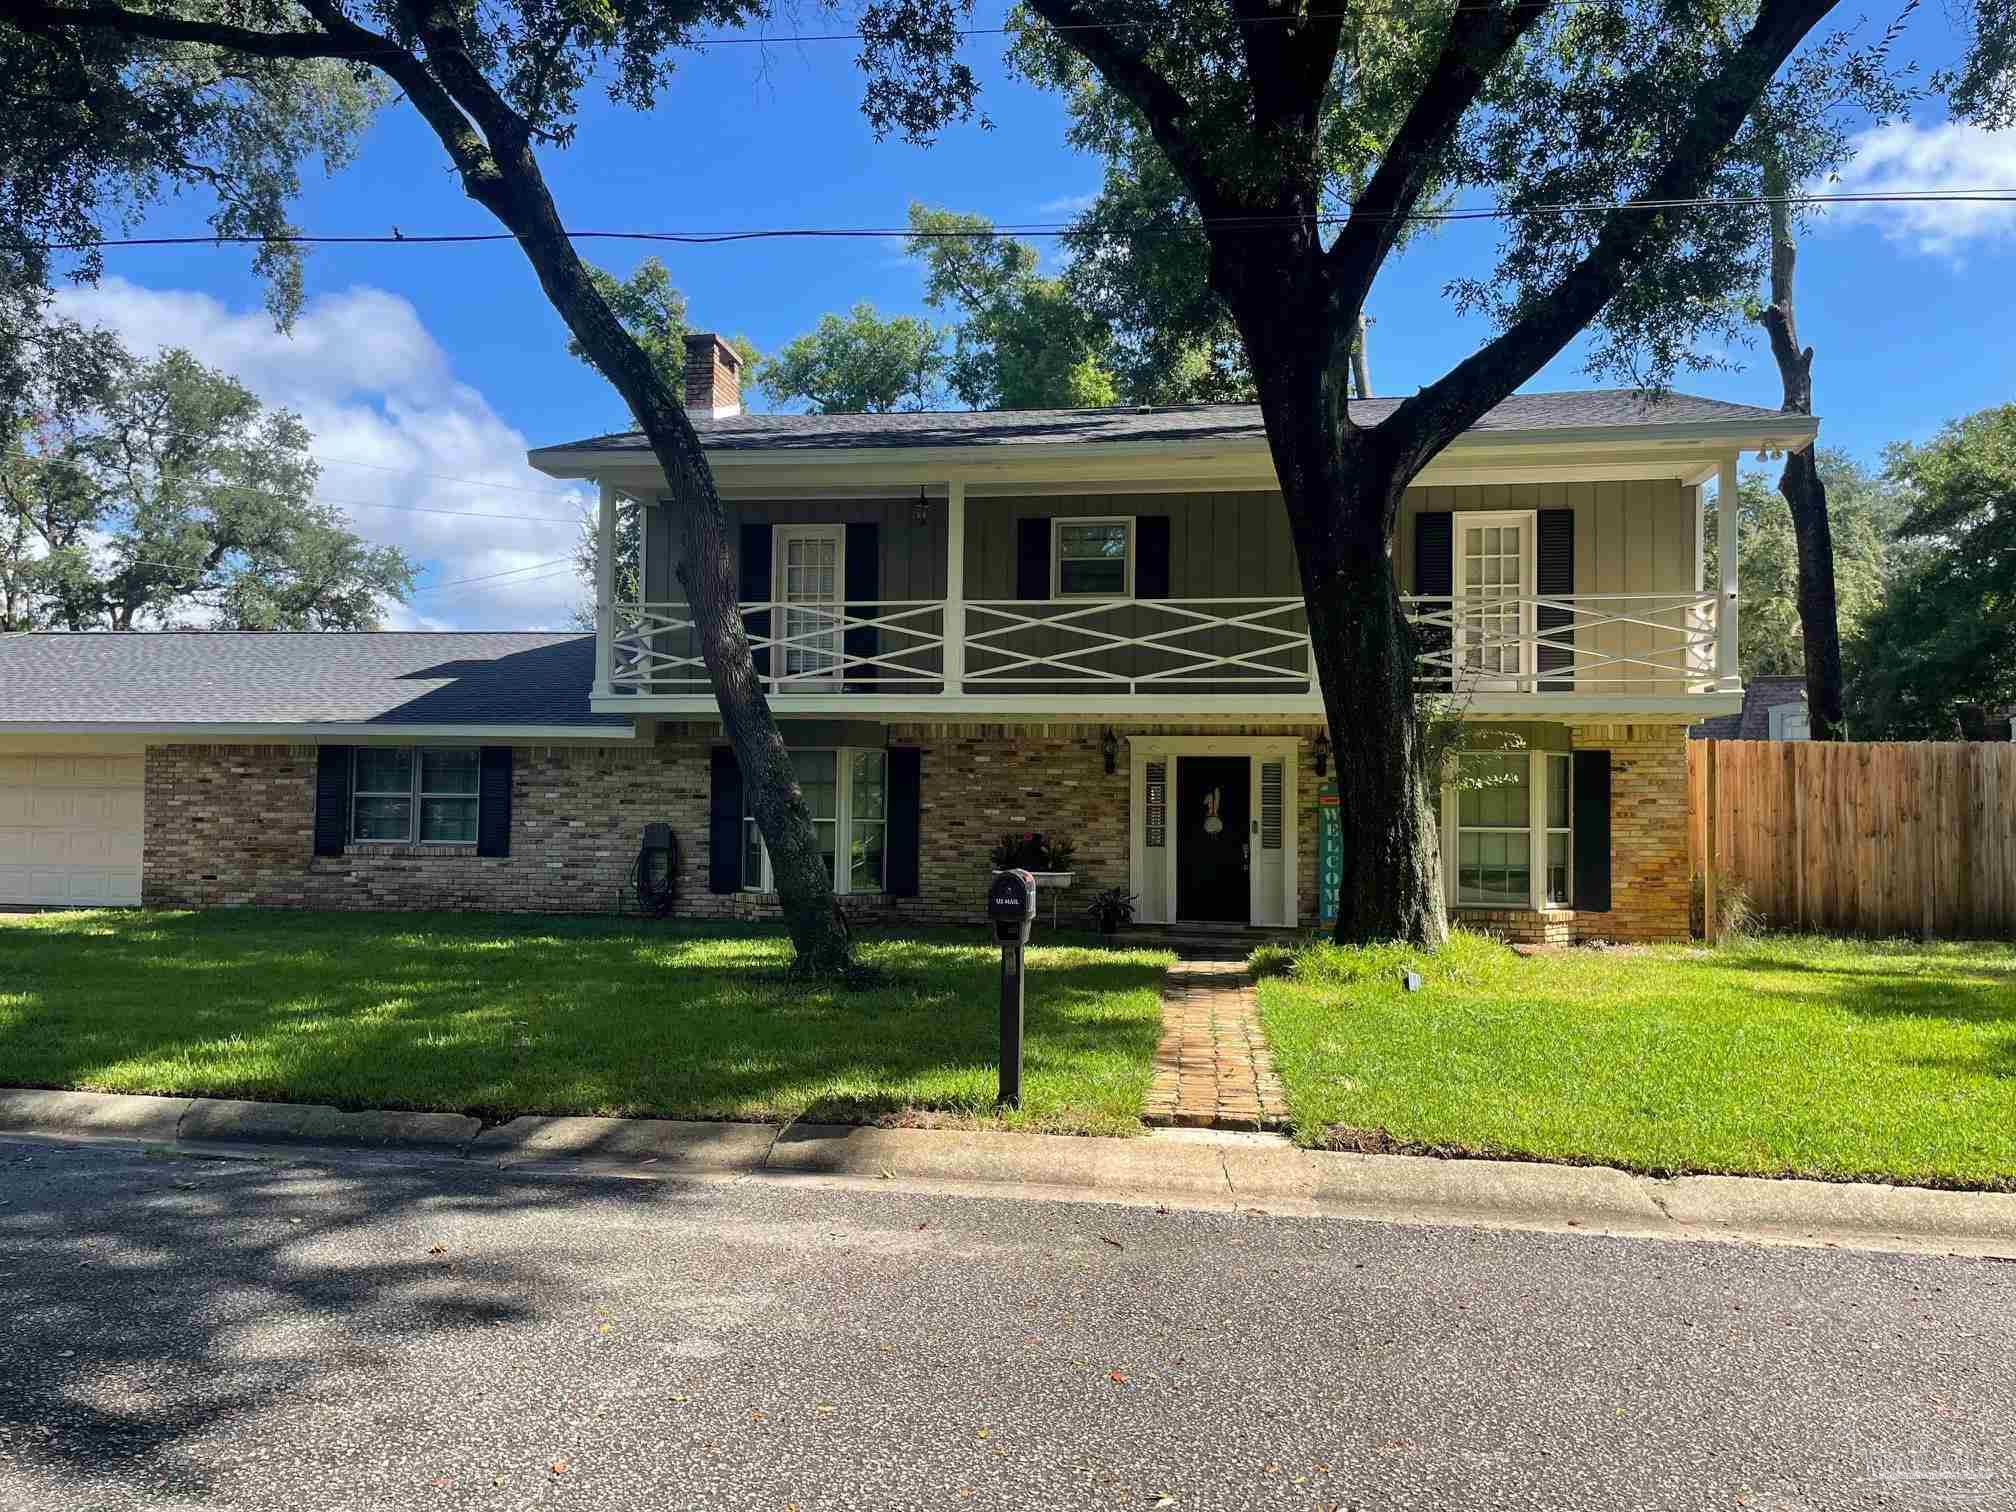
left=757, top=302, right=949, bottom=413
left=0, top=334, right=416, bottom=631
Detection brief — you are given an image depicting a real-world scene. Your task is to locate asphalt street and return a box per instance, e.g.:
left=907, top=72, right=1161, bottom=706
left=1, top=1137, right=2011, bottom=1512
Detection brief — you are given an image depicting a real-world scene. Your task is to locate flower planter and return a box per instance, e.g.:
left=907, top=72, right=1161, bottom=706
left=992, top=867, right=1076, bottom=929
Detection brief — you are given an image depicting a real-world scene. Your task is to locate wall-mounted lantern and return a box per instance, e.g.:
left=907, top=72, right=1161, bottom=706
left=1102, top=729, right=1119, bottom=775
left=1313, top=729, right=1331, bottom=777
left=912, top=486, right=932, bottom=527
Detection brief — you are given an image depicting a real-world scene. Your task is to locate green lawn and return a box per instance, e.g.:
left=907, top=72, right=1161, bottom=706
left=1256, top=932, right=2016, bottom=1189
left=0, top=911, right=1172, bottom=1137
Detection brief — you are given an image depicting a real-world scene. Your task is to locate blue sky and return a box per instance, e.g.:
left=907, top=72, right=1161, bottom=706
left=54, top=3, right=2016, bottom=628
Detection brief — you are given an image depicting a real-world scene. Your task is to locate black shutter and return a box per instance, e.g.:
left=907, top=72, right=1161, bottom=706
left=708, top=745, right=743, bottom=894
left=313, top=746, right=351, bottom=857
left=1536, top=508, right=1575, bottom=691
left=844, top=521, right=879, bottom=691
left=477, top=746, right=512, bottom=857
left=1016, top=517, right=1051, bottom=600
left=885, top=746, right=922, bottom=897
left=1412, top=511, right=1453, bottom=690
left=738, top=523, right=772, bottom=679
left=1573, top=749, right=1612, bottom=912
left=1136, top=515, right=1171, bottom=598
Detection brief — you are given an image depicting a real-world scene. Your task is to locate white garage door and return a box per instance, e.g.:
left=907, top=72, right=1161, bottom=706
left=0, top=754, right=145, bottom=906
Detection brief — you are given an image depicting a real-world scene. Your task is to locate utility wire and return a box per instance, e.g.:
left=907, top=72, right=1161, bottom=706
left=17, top=189, right=2014, bottom=254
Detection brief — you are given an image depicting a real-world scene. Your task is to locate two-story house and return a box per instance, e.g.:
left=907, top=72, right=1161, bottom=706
left=0, top=333, right=1815, bottom=940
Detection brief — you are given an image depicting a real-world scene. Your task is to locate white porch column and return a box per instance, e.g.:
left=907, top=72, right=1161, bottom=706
left=943, top=479, right=966, bottom=695
left=1715, top=453, right=1741, bottom=690
left=593, top=480, right=616, bottom=698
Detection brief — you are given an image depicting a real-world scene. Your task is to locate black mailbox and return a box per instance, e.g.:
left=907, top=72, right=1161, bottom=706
left=988, top=868, right=1037, bottom=1107
left=988, top=867, right=1038, bottom=943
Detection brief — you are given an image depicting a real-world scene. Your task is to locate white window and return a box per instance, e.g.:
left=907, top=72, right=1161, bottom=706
left=743, top=748, right=887, bottom=894
left=352, top=747, right=479, bottom=844
left=1457, top=512, right=1533, bottom=689
left=772, top=525, right=844, bottom=684
left=1053, top=517, right=1133, bottom=599
left=1444, top=749, right=1573, bottom=911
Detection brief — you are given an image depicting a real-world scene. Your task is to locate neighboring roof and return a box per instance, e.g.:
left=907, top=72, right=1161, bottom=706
left=531, top=390, right=1803, bottom=460
left=1691, top=674, right=1807, bottom=740
left=0, top=631, right=630, bottom=731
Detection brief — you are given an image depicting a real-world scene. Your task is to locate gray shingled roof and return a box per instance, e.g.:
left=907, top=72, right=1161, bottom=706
left=0, top=632, right=628, bottom=729
left=1690, top=675, right=1807, bottom=740
left=533, top=390, right=1799, bottom=458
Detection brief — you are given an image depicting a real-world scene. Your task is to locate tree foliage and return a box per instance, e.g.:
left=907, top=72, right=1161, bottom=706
left=758, top=302, right=949, bottom=412
left=562, top=257, right=759, bottom=407
left=2, top=340, right=414, bottom=631
left=905, top=203, right=1119, bottom=408
left=1847, top=406, right=2016, bottom=737
left=1706, top=452, right=1906, bottom=683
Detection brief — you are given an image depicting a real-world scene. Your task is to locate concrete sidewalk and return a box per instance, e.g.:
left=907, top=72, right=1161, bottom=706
left=3, top=1086, right=2012, bottom=1259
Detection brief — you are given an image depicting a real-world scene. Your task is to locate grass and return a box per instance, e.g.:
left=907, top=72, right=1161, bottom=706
left=0, top=910, right=1174, bottom=1137
left=1255, top=930, right=2016, bottom=1190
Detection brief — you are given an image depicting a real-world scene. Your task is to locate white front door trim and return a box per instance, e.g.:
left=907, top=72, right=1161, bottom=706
left=1128, top=734, right=1301, bottom=927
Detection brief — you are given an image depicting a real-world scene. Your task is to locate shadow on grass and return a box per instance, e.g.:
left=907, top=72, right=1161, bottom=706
left=0, top=910, right=1168, bottom=1127
left=0, top=1138, right=702, bottom=1502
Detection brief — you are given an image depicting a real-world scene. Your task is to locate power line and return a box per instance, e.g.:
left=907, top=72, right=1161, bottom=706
left=308, top=453, right=583, bottom=499
left=409, top=556, right=574, bottom=592
left=18, top=189, right=2014, bottom=254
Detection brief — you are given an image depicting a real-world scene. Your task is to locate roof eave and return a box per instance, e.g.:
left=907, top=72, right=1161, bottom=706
left=525, top=413, right=1822, bottom=482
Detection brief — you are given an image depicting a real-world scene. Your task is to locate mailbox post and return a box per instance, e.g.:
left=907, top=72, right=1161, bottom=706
left=986, top=868, right=1038, bottom=1107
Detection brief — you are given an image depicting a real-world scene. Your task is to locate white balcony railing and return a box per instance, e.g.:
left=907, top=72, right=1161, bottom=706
left=606, top=592, right=1721, bottom=699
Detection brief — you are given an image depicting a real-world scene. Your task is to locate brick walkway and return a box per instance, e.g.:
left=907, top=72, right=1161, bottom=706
left=1142, top=945, right=1289, bottom=1132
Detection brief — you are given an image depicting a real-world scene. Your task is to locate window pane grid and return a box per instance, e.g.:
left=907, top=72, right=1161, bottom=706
left=1055, top=519, right=1131, bottom=598
left=353, top=747, right=477, bottom=843
left=1450, top=751, right=1574, bottom=910
left=746, top=748, right=886, bottom=894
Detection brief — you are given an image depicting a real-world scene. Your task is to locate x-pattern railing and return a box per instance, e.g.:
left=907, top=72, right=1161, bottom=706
left=962, top=596, right=1311, bottom=688
left=1402, top=592, right=1719, bottom=691
left=607, top=592, right=1721, bottom=696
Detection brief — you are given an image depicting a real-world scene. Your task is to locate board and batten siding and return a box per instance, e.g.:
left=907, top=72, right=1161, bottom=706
left=632, top=480, right=1699, bottom=694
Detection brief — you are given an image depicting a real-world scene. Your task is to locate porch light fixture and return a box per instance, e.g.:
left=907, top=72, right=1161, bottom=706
left=1102, top=729, right=1119, bottom=775
left=912, top=486, right=932, bottom=526
left=1313, top=730, right=1331, bottom=776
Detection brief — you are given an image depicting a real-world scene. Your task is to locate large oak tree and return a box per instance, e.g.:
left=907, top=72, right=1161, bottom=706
left=954, top=0, right=1942, bottom=943
left=0, top=0, right=953, bottom=971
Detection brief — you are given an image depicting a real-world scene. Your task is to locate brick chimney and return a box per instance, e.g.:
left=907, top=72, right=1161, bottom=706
left=683, top=332, right=742, bottom=419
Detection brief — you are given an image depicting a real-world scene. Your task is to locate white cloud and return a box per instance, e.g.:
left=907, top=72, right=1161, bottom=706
left=1037, top=191, right=1099, bottom=216
left=1820, top=121, right=2016, bottom=257
left=52, top=278, right=592, bottom=631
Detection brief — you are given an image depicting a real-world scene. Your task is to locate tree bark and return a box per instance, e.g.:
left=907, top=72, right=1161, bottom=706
left=1760, top=166, right=1846, bottom=740
left=1239, top=296, right=1446, bottom=947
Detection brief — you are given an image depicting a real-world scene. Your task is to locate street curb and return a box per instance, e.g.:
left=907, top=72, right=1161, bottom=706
left=5, top=1088, right=2012, bottom=1256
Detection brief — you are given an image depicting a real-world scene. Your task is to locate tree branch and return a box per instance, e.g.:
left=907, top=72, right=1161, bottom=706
left=1325, top=0, right=1552, bottom=314
left=1021, top=0, right=1235, bottom=218
left=1376, top=0, right=1841, bottom=479
left=5, top=1, right=367, bottom=61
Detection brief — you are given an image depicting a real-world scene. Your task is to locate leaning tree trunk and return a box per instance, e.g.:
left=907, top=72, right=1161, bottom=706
left=1759, top=163, right=1846, bottom=741
left=361, top=0, right=853, bottom=971
left=1245, top=320, right=1446, bottom=947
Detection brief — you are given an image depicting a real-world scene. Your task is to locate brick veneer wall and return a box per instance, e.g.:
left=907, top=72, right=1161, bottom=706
left=140, top=719, right=1688, bottom=938
left=1567, top=721, right=1691, bottom=941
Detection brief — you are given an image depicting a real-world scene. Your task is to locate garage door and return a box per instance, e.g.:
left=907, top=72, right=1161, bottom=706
left=0, top=754, right=145, bottom=906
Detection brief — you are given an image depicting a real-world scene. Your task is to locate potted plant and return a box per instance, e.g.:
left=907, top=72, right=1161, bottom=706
left=990, top=832, right=1078, bottom=929
left=1084, top=887, right=1136, bottom=946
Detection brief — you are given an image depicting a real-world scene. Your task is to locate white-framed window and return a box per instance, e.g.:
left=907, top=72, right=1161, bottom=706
left=1456, top=511, right=1534, bottom=689
left=742, top=747, right=887, bottom=894
left=352, top=747, right=479, bottom=844
left=1443, top=749, right=1573, bottom=911
left=772, top=524, right=845, bottom=684
left=1052, top=516, right=1133, bottom=599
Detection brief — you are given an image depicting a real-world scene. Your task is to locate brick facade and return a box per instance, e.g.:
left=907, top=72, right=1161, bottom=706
left=140, top=718, right=1692, bottom=939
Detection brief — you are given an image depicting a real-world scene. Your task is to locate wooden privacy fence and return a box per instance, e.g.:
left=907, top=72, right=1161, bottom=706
left=1689, top=740, right=2016, bottom=939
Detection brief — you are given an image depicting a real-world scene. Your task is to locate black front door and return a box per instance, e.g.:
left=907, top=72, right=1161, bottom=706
left=1176, top=756, right=1250, bottom=923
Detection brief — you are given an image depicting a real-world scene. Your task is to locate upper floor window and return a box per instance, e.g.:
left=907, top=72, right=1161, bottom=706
left=1053, top=517, right=1133, bottom=599
left=352, top=747, right=479, bottom=844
